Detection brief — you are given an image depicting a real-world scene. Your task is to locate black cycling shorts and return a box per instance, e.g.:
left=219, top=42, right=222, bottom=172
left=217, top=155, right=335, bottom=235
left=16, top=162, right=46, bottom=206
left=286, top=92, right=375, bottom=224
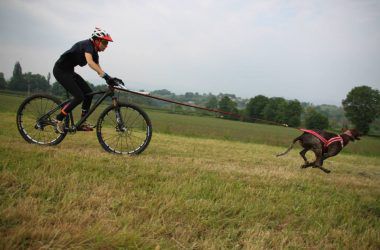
left=53, top=64, right=93, bottom=115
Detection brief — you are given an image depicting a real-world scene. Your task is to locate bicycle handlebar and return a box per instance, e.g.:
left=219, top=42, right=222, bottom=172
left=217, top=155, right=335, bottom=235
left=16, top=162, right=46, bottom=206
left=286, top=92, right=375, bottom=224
left=113, top=78, right=124, bottom=86
left=113, top=83, right=151, bottom=95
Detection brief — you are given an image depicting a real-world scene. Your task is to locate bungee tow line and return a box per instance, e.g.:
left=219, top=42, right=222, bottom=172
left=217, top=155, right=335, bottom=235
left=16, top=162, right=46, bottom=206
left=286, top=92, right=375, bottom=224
left=115, top=86, right=350, bottom=148
left=113, top=85, right=352, bottom=149
left=114, top=85, right=294, bottom=129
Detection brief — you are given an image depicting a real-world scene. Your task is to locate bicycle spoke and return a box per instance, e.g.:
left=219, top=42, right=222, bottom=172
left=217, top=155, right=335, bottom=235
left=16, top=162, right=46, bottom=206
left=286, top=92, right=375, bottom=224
left=103, top=133, right=120, bottom=143
left=119, top=134, right=124, bottom=153
left=17, top=95, right=66, bottom=145
left=105, top=112, right=117, bottom=125
left=97, top=104, right=152, bottom=154
left=128, top=113, right=142, bottom=128
left=126, top=134, right=136, bottom=152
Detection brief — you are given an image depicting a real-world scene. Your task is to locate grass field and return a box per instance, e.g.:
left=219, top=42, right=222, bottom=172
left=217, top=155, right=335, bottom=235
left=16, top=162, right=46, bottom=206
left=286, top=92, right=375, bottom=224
left=0, top=93, right=379, bottom=249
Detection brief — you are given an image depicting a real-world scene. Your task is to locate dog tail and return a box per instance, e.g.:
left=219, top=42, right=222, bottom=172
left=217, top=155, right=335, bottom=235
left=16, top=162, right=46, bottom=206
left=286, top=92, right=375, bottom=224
left=276, top=136, right=301, bottom=157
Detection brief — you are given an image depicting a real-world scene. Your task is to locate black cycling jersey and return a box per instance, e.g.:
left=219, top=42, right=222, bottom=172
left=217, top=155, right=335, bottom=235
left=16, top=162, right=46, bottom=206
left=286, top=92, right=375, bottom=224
left=53, top=39, right=99, bottom=120
left=55, top=39, right=99, bottom=69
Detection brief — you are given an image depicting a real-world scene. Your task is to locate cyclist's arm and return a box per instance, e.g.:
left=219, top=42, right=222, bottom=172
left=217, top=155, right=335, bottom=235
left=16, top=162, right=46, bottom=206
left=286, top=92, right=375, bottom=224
left=85, top=52, right=105, bottom=77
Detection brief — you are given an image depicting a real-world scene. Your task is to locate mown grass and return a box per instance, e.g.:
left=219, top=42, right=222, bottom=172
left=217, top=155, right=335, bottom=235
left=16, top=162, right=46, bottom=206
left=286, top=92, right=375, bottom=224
left=0, top=93, right=380, bottom=248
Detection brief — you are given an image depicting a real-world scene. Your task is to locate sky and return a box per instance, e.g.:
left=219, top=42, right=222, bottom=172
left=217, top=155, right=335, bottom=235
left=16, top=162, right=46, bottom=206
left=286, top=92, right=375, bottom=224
left=0, top=0, right=379, bottom=106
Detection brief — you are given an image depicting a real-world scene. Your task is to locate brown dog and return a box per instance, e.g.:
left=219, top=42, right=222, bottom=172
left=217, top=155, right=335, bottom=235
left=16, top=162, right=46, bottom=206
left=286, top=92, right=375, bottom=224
left=277, top=128, right=361, bottom=173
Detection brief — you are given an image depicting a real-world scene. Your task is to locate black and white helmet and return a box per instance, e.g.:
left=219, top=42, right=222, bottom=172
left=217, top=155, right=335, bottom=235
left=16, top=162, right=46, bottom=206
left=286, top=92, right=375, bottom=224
left=91, top=27, right=113, bottom=42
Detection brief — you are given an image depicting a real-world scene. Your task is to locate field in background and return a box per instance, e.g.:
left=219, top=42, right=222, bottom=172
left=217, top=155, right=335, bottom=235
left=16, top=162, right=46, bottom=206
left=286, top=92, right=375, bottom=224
left=1, top=92, right=379, bottom=157
left=0, top=93, right=379, bottom=248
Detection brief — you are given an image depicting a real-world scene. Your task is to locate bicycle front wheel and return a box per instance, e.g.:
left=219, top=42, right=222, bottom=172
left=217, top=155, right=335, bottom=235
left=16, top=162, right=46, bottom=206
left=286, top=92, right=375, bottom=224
left=96, top=103, right=152, bottom=155
left=16, top=94, right=67, bottom=145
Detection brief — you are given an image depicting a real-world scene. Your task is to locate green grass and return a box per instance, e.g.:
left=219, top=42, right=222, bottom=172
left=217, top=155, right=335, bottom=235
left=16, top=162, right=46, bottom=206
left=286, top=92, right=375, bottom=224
left=0, top=93, right=380, bottom=248
left=2, top=92, right=379, bottom=157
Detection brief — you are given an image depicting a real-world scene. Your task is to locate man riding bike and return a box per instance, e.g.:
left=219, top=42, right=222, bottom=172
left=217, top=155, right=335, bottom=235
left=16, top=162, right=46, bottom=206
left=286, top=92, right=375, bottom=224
left=53, top=27, right=118, bottom=133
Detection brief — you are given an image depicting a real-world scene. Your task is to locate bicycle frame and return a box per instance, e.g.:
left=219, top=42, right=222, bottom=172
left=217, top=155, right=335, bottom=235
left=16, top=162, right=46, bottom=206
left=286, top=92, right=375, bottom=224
left=44, top=87, right=119, bottom=132
left=17, top=79, right=153, bottom=154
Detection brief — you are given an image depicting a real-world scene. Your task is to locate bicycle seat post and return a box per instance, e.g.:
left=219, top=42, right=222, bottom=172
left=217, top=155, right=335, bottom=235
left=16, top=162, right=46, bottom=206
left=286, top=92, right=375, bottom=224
left=112, top=96, right=118, bottom=107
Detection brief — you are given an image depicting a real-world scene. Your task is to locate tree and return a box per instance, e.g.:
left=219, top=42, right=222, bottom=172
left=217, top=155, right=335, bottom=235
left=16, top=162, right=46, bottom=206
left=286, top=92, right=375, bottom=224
left=219, top=96, right=236, bottom=112
left=47, top=72, right=51, bottom=84
left=51, top=82, right=67, bottom=97
left=246, top=95, right=269, bottom=121
left=152, top=89, right=173, bottom=97
left=184, top=92, right=195, bottom=100
left=305, top=108, right=329, bottom=129
left=8, top=61, right=24, bottom=91
left=23, top=72, right=50, bottom=92
left=0, top=72, right=7, bottom=89
left=13, top=61, right=22, bottom=78
left=262, top=97, right=287, bottom=124
left=8, top=62, right=51, bottom=93
left=218, top=96, right=238, bottom=120
left=284, top=100, right=302, bottom=127
left=206, top=96, right=218, bottom=109
left=342, top=85, right=380, bottom=134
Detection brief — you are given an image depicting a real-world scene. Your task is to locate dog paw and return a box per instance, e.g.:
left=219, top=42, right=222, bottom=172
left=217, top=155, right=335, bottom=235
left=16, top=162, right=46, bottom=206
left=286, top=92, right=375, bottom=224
left=318, top=167, right=331, bottom=174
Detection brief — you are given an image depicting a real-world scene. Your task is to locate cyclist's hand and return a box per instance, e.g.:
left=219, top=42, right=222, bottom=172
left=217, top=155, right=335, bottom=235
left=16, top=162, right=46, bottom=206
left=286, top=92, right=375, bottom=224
left=107, top=78, right=117, bottom=86
left=103, top=73, right=116, bottom=86
left=113, top=77, right=125, bottom=86
left=103, top=73, right=124, bottom=86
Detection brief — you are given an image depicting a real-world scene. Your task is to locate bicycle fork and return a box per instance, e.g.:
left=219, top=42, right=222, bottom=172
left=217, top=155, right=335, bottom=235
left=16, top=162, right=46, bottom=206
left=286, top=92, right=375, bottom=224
left=113, top=97, right=126, bottom=132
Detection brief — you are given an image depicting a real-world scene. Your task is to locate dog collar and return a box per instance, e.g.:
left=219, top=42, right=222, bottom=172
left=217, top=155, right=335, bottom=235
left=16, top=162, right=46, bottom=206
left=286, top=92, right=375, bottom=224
left=344, top=130, right=353, bottom=138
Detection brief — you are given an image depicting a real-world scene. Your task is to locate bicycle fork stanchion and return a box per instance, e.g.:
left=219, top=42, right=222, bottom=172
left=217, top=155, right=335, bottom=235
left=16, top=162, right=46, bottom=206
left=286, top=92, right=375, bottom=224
left=112, top=97, right=126, bottom=132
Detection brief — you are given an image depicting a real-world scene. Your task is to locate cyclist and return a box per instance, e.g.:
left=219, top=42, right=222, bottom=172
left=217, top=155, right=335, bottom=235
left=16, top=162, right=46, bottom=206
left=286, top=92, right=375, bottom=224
left=53, top=27, right=117, bottom=133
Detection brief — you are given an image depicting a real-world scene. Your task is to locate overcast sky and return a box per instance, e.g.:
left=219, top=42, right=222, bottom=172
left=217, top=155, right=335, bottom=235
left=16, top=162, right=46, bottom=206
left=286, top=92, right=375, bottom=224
left=1, top=0, right=379, bottom=105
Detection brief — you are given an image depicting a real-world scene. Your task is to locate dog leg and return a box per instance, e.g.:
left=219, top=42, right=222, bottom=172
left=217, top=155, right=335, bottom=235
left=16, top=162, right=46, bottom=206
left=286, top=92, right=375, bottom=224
left=301, top=162, right=313, bottom=168
left=314, top=157, right=331, bottom=174
left=299, top=148, right=309, bottom=165
left=323, top=147, right=340, bottom=161
left=317, top=166, right=331, bottom=174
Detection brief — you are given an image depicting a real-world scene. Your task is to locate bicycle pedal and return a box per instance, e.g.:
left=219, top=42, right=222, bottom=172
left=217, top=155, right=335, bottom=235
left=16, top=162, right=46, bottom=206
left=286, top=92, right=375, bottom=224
left=77, top=127, right=94, bottom=132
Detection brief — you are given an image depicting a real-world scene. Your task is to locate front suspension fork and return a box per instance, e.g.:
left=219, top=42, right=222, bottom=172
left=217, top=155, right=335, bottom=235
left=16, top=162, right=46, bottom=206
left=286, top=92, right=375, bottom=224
left=113, top=97, right=126, bottom=132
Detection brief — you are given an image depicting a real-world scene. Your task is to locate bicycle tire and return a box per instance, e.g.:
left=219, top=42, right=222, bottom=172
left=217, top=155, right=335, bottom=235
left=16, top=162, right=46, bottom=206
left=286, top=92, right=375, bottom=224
left=96, top=102, right=152, bottom=155
left=16, top=94, right=67, bottom=146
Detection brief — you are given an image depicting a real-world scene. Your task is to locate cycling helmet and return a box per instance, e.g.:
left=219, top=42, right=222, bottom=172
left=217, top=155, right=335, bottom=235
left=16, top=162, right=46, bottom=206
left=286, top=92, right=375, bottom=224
left=91, top=27, right=113, bottom=42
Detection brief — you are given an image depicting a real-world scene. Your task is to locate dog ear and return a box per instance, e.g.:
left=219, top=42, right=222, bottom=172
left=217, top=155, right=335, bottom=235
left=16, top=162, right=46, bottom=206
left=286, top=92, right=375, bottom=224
left=351, top=129, right=362, bottom=141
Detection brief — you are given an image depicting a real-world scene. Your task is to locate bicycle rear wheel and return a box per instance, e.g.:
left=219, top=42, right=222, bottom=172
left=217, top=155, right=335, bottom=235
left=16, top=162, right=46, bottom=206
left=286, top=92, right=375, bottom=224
left=96, top=103, right=152, bottom=155
left=16, top=94, right=67, bottom=145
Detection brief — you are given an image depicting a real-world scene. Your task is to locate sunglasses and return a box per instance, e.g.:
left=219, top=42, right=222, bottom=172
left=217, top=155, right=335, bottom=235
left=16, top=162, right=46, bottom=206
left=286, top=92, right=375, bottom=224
left=100, top=40, right=108, bottom=46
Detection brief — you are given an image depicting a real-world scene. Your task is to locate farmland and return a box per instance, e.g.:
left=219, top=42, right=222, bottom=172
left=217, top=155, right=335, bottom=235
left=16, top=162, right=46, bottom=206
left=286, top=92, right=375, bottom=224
left=0, top=92, right=379, bottom=249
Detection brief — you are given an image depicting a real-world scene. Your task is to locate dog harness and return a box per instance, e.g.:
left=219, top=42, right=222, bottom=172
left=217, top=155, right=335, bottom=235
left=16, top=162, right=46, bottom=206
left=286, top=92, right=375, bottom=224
left=300, top=129, right=344, bottom=149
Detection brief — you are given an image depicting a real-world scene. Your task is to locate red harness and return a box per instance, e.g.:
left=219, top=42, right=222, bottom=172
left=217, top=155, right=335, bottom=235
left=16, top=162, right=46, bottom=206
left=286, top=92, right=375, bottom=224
left=300, top=129, right=344, bottom=149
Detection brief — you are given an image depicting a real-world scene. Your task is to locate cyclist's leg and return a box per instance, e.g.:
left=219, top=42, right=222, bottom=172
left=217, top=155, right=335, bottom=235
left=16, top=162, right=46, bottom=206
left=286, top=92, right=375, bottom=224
left=73, top=73, right=93, bottom=117
left=73, top=73, right=94, bottom=131
left=53, top=66, right=85, bottom=121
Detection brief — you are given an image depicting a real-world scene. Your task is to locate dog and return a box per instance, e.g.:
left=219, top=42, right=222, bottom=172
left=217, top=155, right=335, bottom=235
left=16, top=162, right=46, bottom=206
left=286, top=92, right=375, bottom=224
left=277, top=128, right=361, bottom=173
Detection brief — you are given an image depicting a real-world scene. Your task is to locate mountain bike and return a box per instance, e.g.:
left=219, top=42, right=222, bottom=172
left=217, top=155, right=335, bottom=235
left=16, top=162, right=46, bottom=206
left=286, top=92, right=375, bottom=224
left=16, top=79, right=152, bottom=155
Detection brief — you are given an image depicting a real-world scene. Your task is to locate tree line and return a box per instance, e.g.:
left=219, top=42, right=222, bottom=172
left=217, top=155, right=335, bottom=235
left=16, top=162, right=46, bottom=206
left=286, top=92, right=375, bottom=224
left=1, top=62, right=379, bottom=134
left=0, top=62, right=51, bottom=93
